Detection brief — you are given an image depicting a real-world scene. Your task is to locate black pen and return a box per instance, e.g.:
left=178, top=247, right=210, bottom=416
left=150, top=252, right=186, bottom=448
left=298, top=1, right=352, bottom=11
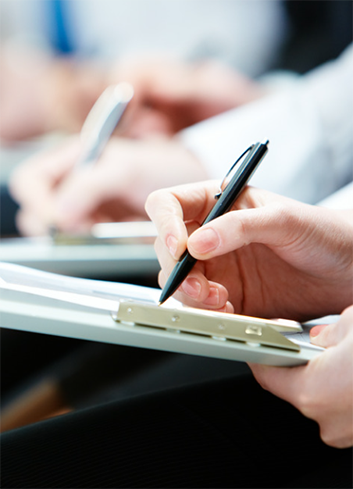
left=159, top=140, right=269, bottom=305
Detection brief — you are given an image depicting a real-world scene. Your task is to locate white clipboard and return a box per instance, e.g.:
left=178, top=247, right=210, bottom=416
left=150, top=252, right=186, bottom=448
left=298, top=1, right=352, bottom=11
left=0, top=262, right=323, bottom=366
left=0, top=222, right=159, bottom=278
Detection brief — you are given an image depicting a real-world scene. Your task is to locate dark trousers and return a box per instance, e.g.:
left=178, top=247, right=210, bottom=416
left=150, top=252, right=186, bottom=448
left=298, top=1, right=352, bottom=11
left=1, top=373, right=352, bottom=488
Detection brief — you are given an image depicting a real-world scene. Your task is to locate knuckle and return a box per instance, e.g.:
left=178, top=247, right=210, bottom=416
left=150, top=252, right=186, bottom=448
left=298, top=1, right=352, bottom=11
left=319, top=426, right=332, bottom=446
left=320, top=422, right=353, bottom=448
left=251, top=367, right=270, bottom=391
left=145, top=189, right=161, bottom=213
left=295, top=388, right=317, bottom=417
left=271, top=201, right=297, bottom=223
left=343, top=305, right=353, bottom=316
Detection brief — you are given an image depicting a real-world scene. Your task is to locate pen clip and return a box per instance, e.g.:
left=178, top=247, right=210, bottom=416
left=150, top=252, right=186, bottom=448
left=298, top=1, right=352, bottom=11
left=215, top=144, right=254, bottom=199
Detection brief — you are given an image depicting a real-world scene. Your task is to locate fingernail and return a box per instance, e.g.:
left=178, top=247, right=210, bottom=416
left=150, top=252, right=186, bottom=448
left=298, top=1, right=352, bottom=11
left=166, top=235, right=178, bottom=258
left=203, top=287, right=220, bottom=306
left=310, top=324, right=327, bottom=338
left=190, top=228, right=219, bottom=254
left=182, top=277, right=201, bottom=299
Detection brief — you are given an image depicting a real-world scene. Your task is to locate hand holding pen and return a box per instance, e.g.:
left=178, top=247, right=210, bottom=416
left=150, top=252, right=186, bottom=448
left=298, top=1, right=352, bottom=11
left=9, top=83, right=135, bottom=235
left=46, top=82, right=134, bottom=235
left=146, top=144, right=352, bottom=319
left=156, top=141, right=269, bottom=305
left=9, top=81, right=205, bottom=236
left=146, top=141, right=268, bottom=307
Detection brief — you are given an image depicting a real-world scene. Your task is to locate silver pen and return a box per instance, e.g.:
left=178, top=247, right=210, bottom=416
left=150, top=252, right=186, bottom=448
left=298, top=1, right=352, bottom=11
left=76, top=81, right=134, bottom=168
left=50, top=82, right=134, bottom=238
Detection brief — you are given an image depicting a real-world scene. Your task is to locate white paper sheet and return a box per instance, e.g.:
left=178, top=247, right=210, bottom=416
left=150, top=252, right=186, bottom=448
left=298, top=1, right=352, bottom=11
left=0, top=262, right=164, bottom=312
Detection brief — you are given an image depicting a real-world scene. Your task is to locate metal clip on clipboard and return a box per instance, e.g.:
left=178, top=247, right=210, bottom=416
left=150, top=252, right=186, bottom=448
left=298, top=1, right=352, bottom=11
left=114, top=301, right=302, bottom=353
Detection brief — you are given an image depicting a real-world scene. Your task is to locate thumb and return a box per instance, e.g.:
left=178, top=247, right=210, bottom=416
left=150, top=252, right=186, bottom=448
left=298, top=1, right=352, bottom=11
left=187, top=189, right=307, bottom=260
left=310, top=306, right=353, bottom=348
left=310, top=323, right=337, bottom=348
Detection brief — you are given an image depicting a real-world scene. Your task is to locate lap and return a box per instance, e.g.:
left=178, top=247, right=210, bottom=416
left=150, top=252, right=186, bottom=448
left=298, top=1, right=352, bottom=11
left=1, top=373, right=352, bottom=488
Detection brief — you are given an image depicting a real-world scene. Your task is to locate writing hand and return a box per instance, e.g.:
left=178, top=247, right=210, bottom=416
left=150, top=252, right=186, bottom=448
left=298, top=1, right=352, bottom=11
left=146, top=181, right=353, bottom=320
left=10, top=136, right=207, bottom=235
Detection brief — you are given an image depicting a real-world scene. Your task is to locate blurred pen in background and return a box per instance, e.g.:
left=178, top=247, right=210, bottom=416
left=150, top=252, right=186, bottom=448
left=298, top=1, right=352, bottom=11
left=49, top=81, right=134, bottom=237
left=76, top=81, right=134, bottom=168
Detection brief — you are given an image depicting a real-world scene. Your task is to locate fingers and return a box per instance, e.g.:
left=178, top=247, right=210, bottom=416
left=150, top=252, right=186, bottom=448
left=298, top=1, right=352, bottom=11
left=9, top=138, right=81, bottom=234
left=155, top=236, right=231, bottom=310
left=146, top=190, right=188, bottom=260
left=12, top=142, right=119, bottom=233
left=11, top=137, right=137, bottom=234
left=147, top=185, right=277, bottom=311
left=249, top=363, right=307, bottom=410
left=250, top=310, right=353, bottom=449
left=10, top=137, right=80, bottom=205
left=15, top=209, right=51, bottom=237
left=310, top=305, right=353, bottom=348
left=186, top=188, right=302, bottom=260
left=250, top=357, right=353, bottom=449
left=52, top=177, right=102, bottom=231
left=147, top=181, right=232, bottom=310
left=145, top=180, right=220, bottom=260
left=51, top=165, right=124, bottom=231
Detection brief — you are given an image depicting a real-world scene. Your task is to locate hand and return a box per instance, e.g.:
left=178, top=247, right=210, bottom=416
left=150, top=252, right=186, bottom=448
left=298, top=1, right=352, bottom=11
left=10, top=136, right=208, bottom=236
left=145, top=181, right=353, bottom=320
left=0, top=47, right=107, bottom=143
left=249, top=305, right=353, bottom=448
left=0, top=48, right=53, bottom=143
left=111, top=57, right=265, bottom=137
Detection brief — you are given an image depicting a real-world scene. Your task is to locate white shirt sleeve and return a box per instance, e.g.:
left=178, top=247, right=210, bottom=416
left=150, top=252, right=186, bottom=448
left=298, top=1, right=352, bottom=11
left=179, top=44, right=353, bottom=204
left=317, top=182, right=353, bottom=209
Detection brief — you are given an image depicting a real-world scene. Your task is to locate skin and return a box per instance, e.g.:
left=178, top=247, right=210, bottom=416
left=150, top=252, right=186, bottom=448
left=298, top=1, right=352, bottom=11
left=10, top=136, right=208, bottom=236
left=1, top=53, right=263, bottom=143
left=0, top=48, right=107, bottom=143
left=8, top=56, right=264, bottom=235
left=145, top=182, right=353, bottom=448
left=111, top=57, right=265, bottom=137
left=250, top=306, right=353, bottom=448
left=146, top=182, right=353, bottom=320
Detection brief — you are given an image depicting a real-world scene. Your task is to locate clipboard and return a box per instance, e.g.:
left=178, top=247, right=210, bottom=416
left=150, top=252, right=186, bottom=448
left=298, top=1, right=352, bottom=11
left=0, top=262, right=323, bottom=366
left=0, top=222, right=159, bottom=278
